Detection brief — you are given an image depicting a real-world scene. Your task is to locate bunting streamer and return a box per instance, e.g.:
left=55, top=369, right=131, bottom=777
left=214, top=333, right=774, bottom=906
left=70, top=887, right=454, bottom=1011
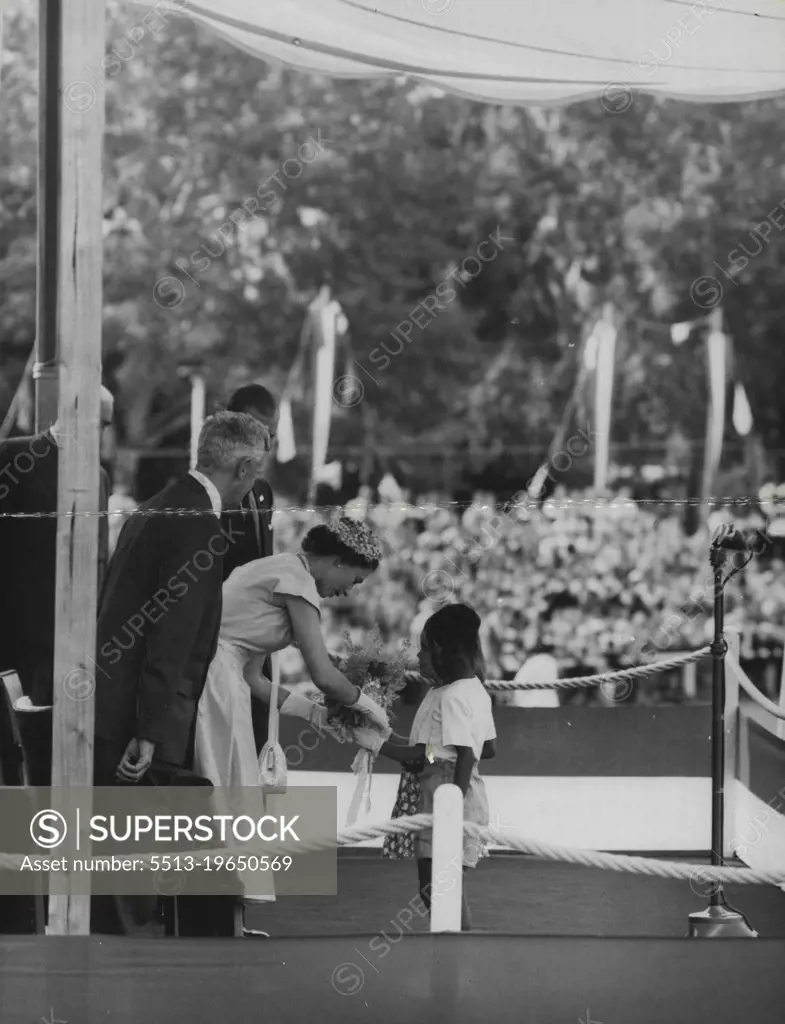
left=276, top=286, right=349, bottom=485
left=733, top=382, right=753, bottom=437
left=592, top=304, right=617, bottom=494
left=310, top=287, right=340, bottom=498
left=701, top=322, right=728, bottom=505
left=275, top=396, right=297, bottom=463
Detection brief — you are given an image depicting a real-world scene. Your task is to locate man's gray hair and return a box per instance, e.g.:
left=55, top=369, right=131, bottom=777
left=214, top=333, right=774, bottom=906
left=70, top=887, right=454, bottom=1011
left=196, top=411, right=271, bottom=472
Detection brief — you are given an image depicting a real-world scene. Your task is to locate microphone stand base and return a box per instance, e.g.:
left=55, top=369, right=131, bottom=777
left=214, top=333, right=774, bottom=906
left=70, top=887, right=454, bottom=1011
left=688, top=895, right=758, bottom=938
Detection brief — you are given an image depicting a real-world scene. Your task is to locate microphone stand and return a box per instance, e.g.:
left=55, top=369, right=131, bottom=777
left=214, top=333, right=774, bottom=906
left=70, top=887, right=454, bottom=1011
left=688, top=524, right=757, bottom=938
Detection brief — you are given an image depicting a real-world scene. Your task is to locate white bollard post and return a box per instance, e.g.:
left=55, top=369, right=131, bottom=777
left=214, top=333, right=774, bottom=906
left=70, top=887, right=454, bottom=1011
left=682, top=659, right=697, bottom=700
left=430, top=784, right=463, bottom=933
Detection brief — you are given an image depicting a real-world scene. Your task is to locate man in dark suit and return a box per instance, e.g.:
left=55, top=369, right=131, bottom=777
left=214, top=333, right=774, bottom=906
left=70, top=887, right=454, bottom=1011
left=0, top=387, right=114, bottom=784
left=91, top=411, right=271, bottom=935
left=222, top=385, right=279, bottom=756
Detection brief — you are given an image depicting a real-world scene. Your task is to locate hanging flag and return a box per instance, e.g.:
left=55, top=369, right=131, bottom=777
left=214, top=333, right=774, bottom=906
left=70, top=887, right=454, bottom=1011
left=277, top=288, right=350, bottom=479
left=700, top=314, right=727, bottom=507
left=732, top=381, right=753, bottom=437
left=275, top=396, right=297, bottom=463
left=592, top=303, right=617, bottom=493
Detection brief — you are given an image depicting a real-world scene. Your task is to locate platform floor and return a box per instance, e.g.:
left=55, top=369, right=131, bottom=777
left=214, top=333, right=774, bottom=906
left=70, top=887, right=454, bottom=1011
left=246, top=851, right=785, bottom=937
left=1, top=932, right=784, bottom=1024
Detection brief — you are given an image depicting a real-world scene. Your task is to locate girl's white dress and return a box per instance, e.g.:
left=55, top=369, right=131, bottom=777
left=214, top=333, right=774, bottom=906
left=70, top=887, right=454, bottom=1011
left=194, top=553, right=321, bottom=901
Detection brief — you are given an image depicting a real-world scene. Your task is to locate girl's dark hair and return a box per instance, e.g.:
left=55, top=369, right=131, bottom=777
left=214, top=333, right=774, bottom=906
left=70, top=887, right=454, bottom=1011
left=301, top=524, right=380, bottom=571
left=423, top=603, right=486, bottom=684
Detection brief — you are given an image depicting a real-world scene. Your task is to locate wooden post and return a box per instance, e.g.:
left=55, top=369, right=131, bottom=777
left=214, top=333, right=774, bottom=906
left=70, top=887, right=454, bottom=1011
left=47, top=0, right=106, bottom=937
left=430, top=784, right=463, bottom=933
left=723, top=628, right=741, bottom=860
left=34, top=0, right=63, bottom=431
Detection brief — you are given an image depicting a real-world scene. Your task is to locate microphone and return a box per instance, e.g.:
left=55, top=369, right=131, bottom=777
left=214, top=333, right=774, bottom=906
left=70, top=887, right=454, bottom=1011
left=710, top=523, right=748, bottom=553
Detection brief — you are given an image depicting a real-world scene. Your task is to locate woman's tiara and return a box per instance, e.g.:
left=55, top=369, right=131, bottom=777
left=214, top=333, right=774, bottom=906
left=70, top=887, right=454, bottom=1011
left=325, top=516, right=383, bottom=563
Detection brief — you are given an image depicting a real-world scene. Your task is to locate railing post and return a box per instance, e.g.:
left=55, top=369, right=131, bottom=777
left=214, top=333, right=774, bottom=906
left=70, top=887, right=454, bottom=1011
left=777, top=642, right=785, bottom=742
left=430, top=784, right=463, bottom=933
left=723, top=627, right=741, bottom=859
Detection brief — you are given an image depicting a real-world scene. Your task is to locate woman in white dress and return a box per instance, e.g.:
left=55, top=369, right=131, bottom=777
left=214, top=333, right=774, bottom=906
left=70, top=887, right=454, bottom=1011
left=194, top=517, right=388, bottom=917
left=195, top=516, right=389, bottom=785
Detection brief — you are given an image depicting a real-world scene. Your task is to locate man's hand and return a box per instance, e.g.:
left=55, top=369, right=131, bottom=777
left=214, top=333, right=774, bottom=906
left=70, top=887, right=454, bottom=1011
left=116, top=738, right=155, bottom=783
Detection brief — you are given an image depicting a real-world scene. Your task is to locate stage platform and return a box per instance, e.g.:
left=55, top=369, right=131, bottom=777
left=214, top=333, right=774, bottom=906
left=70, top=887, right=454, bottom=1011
left=1, top=933, right=783, bottom=1023
left=246, top=850, right=785, bottom=938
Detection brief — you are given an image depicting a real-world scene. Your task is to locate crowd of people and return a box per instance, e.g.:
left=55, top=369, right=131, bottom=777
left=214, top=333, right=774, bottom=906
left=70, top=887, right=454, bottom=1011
left=272, top=492, right=785, bottom=699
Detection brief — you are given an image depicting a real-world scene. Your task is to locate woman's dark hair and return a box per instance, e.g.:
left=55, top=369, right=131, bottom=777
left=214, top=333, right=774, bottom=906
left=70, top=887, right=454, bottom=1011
left=301, top=524, right=380, bottom=571
left=422, top=603, right=486, bottom=684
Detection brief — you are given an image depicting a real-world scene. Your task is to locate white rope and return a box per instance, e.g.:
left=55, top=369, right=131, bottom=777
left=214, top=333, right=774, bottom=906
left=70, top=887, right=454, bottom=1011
left=403, top=646, right=710, bottom=691
left=0, top=816, right=433, bottom=872
left=465, top=823, right=785, bottom=886
left=4, top=813, right=782, bottom=887
left=727, top=651, right=785, bottom=720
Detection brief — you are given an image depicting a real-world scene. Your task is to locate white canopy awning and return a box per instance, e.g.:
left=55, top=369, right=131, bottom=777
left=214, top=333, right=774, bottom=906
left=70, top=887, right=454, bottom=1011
left=134, top=0, right=785, bottom=106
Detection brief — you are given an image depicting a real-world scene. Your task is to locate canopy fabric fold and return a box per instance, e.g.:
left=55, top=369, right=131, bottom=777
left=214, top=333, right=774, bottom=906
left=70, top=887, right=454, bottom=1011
left=131, top=0, right=785, bottom=106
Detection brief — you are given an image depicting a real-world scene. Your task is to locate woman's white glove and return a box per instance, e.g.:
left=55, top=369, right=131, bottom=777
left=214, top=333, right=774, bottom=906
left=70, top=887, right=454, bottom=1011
left=351, top=722, right=389, bottom=755
left=280, top=691, right=328, bottom=728
left=349, top=691, right=390, bottom=733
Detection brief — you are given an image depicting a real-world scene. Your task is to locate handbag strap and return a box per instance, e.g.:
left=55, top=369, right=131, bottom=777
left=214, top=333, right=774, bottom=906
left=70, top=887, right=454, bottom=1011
left=267, top=653, right=280, bottom=747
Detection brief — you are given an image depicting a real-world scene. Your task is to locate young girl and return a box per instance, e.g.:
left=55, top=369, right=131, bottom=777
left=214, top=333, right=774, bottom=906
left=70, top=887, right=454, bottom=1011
left=378, top=603, right=496, bottom=931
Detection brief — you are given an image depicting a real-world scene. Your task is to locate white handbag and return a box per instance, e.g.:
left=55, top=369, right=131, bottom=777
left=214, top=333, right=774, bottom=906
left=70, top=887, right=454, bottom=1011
left=257, top=653, right=288, bottom=792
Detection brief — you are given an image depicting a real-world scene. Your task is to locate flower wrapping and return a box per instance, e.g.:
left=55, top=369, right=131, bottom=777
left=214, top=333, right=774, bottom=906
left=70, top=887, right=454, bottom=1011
left=313, top=627, right=410, bottom=823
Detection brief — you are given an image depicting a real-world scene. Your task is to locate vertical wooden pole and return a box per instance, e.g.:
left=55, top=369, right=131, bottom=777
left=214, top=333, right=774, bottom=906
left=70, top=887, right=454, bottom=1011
left=47, top=0, right=106, bottom=937
left=35, top=0, right=62, bottom=431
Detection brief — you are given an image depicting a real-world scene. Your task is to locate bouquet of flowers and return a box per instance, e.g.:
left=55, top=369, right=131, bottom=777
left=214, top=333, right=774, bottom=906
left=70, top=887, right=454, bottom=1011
left=319, top=626, right=411, bottom=737
left=315, top=626, right=410, bottom=823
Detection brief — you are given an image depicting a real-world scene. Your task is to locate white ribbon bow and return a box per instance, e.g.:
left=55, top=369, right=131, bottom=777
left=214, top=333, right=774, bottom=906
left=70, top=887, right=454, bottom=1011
left=346, top=749, right=375, bottom=825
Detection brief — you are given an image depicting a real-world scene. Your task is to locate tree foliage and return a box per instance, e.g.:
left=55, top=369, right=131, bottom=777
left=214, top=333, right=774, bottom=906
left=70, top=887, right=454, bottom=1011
left=2, top=0, right=785, bottom=495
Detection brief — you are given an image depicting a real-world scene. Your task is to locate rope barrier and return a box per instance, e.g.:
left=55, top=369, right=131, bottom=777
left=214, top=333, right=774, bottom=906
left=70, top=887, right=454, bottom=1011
left=727, top=652, right=785, bottom=720
left=465, top=823, right=785, bottom=887
left=3, top=813, right=782, bottom=887
left=402, top=646, right=710, bottom=692
left=0, top=815, right=434, bottom=872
